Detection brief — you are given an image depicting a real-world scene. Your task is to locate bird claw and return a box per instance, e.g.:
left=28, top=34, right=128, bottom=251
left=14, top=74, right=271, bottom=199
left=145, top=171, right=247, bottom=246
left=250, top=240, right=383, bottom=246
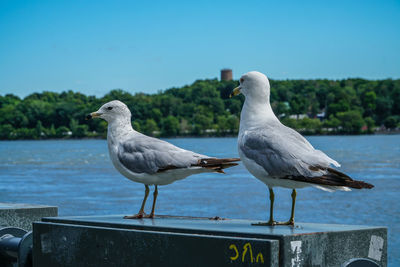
left=276, top=220, right=294, bottom=226
left=123, top=212, right=147, bottom=219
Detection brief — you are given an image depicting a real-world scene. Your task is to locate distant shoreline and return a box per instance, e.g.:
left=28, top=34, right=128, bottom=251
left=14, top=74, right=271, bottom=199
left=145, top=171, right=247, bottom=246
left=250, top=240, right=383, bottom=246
left=1, top=78, right=399, bottom=140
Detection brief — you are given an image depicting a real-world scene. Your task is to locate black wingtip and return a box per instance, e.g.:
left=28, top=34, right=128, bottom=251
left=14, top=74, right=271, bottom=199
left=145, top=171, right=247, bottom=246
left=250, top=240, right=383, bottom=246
left=357, top=181, right=374, bottom=189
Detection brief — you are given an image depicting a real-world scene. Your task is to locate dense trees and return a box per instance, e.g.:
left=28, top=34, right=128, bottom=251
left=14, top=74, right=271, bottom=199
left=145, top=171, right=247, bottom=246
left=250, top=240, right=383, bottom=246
left=0, top=78, right=399, bottom=140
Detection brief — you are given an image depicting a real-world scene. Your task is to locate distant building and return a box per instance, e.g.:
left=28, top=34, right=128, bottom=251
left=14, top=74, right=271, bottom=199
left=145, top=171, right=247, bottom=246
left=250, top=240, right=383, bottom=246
left=316, top=111, right=326, bottom=120
left=221, top=69, right=233, bottom=81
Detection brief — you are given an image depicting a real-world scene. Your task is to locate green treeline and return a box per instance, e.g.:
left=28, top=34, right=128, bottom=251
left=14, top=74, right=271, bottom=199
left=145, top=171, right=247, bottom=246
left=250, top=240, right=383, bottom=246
left=0, top=78, right=399, bottom=140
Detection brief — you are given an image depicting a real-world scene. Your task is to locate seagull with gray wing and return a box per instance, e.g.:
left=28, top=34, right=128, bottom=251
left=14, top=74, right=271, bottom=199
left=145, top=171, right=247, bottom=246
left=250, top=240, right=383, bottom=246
left=230, top=71, right=373, bottom=226
left=86, top=100, right=240, bottom=219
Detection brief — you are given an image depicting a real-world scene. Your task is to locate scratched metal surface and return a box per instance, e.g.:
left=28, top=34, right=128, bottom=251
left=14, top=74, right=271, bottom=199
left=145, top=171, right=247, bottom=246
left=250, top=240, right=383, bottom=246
left=33, top=221, right=279, bottom=267
left=42, top=214, right=381, bottom=236
left=40, top=215, right=387, bottom=266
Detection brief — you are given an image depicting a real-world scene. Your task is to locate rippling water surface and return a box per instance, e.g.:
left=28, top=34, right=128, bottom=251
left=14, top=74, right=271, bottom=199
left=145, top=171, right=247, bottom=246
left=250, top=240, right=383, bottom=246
left=1, top=135, right=399, bottom=265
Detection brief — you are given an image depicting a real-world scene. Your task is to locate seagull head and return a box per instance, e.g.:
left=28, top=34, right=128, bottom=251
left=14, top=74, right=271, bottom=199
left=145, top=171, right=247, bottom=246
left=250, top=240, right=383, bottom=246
left=86, top=100, right=131, bottom=123
left=229, top=71, right=270, bottom=102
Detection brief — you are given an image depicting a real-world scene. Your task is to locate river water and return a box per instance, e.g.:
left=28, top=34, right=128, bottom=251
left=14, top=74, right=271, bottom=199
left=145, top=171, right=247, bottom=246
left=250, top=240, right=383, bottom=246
left=0, top=135, right=399, bottom=265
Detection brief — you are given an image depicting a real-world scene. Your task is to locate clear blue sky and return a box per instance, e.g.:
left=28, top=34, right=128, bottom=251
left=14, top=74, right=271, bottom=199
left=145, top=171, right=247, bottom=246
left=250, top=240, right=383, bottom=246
left=0, top=0, right=399, bottom=98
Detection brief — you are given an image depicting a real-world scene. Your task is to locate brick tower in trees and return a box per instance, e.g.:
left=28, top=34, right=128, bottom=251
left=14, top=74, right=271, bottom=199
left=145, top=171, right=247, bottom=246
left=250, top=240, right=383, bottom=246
left=220, top=69, right=233, bottom=81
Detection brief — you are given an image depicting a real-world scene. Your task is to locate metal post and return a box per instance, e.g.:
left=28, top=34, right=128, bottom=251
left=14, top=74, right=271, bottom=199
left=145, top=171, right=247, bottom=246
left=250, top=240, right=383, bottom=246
left=0, top=227, right=32, bottom=267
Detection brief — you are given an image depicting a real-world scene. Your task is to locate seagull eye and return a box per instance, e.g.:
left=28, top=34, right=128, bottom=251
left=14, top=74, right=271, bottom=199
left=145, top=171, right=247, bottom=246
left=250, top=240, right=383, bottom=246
left=240, top=78, right=244, bottom=83
left=107, top=107, right=113, bottom=110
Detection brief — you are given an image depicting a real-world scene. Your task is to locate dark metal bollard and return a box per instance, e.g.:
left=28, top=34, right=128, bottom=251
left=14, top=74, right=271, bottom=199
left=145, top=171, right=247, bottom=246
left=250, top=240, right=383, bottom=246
left=342, top=258, right=380, bottom=267
left=0, top=227, right=32, bottom=267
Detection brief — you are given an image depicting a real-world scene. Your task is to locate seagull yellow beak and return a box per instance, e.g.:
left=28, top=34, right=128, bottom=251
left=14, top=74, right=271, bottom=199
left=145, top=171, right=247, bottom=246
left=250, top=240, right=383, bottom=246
left=229, top=86, right=242, bottom=98
left=85, top=112, right=102, bottom=120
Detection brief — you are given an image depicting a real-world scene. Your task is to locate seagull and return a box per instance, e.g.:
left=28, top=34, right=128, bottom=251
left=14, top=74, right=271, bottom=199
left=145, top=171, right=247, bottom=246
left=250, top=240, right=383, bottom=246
left=86, top=100, right=240, bottom=219
left=230, top=71, right=373, bottom=226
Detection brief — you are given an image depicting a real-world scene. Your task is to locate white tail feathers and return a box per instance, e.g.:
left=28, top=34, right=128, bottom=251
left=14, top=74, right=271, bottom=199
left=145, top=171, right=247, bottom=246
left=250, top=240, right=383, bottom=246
left=313, top=185, right=351, bottom=192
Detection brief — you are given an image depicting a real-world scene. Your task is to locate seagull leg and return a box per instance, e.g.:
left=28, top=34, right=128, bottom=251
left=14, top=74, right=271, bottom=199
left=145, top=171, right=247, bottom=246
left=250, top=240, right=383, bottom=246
left=267, top=187, right=275, bottom=224
left=148, top=185, right=158, bottom=218
left=288, top=189, right=296, bottom=225
left=274, top=189, right=296, bottom=226
left=124, top=185, right=149, bottom=219
left=252, top=187, right=277, bottom=226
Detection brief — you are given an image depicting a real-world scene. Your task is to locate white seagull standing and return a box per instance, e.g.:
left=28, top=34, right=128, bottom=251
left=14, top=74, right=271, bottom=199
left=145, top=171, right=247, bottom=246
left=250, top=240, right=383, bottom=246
left=230, top=71, right=373, bottom=226
left=87, top=100, right=240, bottom=219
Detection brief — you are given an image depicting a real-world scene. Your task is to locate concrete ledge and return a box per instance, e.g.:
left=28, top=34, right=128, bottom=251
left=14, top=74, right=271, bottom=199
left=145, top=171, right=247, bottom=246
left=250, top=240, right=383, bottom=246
left=0, top=203, right=58, bottom=231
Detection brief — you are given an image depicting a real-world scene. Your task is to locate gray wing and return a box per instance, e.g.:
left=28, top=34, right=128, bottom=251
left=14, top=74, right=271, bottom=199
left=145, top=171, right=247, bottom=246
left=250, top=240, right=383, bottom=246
left=240, top=122, right=339, bottom=178
left=117, top=134, right=204, bottom=174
